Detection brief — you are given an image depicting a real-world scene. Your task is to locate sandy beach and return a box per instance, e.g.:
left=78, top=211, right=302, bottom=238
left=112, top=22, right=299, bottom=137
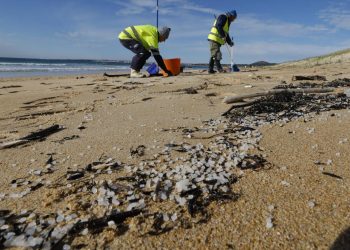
left=1, top=63, right=350, bottom=249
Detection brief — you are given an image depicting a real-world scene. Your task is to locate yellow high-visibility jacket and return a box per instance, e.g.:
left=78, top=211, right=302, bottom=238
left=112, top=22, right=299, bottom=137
left=119, top=25, right=159, bottom=51
left=208, top=16, right=229, bottom=45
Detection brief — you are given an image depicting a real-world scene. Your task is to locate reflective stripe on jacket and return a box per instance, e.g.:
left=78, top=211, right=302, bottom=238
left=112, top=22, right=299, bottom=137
left=208, top=16, right=229, bottom=45
left=118, top=25, right=159, bottom=51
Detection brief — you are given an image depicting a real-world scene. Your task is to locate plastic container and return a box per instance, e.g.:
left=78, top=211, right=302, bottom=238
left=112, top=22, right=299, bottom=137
left=146, top=63, right=159, bottom=75
left=162, top=58, right=181, bottom=76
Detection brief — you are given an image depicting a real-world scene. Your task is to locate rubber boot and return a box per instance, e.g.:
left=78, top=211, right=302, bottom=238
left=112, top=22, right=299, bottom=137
left=208, top=58, right=216, bottom=74
left=215, top=60, right=226, bottom=73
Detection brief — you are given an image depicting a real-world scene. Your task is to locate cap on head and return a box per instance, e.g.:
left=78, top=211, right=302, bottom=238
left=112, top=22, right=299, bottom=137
left=159, top=26, right=171, bottom=40
left=226, top=10, right=237, bottom=18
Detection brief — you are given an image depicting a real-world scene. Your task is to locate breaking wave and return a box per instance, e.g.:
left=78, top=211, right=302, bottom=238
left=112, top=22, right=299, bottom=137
left=0, top=58, right=130, bottom=76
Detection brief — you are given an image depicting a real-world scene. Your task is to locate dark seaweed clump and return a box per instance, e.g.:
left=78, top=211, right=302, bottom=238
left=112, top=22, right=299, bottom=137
left=225, top=91, right=350, bottom=123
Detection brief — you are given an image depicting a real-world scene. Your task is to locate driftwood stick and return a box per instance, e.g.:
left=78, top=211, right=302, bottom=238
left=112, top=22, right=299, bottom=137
left=222, top=100, right=259, bottom=116
left=0, top=124, right=62, bottom=150
left=103, top=72, right=129, bottom=77
left=0, top=140, right=29, bottom=150
left=223, top=88, right=335, bottom=104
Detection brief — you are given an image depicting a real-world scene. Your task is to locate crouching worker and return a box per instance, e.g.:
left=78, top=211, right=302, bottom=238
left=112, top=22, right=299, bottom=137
left=119, top=25, right=173, bottom=78
left=208, top=10, right=237, bottom=73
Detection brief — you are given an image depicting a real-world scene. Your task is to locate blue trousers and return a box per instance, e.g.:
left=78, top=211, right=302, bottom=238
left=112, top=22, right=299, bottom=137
left=119, top=39, right=151, bottom=71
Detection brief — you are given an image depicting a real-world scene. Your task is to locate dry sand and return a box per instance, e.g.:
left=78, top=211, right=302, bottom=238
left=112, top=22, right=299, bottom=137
left=0, top=63, right=350, bottom=249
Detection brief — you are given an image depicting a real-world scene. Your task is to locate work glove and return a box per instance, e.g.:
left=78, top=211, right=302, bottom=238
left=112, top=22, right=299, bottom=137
left=163, top=70, right=173, bottom=77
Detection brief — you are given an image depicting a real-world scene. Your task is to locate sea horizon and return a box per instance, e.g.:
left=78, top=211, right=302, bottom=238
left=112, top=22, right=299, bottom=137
left=0, top=57, right=209, bottom=78
left=0, top=57, right=131, bottom=78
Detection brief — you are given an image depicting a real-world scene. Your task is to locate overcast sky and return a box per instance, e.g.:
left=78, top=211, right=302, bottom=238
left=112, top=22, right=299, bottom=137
left=0, top=0, right=350, bottom=63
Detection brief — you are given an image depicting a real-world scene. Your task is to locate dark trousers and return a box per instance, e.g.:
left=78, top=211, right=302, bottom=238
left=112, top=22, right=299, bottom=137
left=119, top=39, right=151, bottom=71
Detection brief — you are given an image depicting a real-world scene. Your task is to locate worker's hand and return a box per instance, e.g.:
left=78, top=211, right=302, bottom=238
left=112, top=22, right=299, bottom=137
left=163, top=70, right=173, bottom=77
left=228, top=40, right=234, bottom=47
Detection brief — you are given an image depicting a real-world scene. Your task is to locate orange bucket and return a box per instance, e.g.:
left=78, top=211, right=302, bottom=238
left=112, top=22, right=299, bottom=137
left=162, top=58, right=181, bottom=76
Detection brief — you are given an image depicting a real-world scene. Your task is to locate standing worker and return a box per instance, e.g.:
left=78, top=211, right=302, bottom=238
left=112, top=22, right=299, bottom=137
left=119, top=25, right=173, bottom=78
left=207, top=10, right=237, bottom=74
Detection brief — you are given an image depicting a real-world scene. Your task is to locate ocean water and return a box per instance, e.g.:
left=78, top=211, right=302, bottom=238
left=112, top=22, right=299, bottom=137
left=0, top=57, right=130, bottom=78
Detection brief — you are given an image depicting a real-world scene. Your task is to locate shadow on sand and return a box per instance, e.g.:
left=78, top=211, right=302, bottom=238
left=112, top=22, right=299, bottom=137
left=330, top=227, right=350, bottom=250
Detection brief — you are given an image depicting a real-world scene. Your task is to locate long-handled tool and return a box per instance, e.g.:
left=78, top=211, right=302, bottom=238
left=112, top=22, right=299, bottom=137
left=225, top=43, right=234, bottom=72
left=156, top=0, right=159, bottom=28
left=225, top=37, right=239, bottom=72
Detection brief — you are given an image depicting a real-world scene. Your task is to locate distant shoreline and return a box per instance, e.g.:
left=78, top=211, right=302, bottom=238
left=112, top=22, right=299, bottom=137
left=0, top=57, right=131, bottom=78
left=0, top=69, right=130, bottom=79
